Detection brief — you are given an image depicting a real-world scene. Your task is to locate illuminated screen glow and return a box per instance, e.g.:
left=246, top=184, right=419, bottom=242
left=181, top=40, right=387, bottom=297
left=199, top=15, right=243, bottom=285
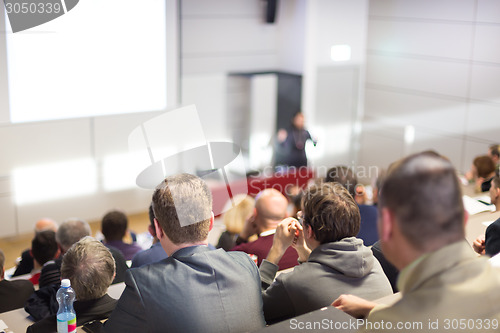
left=5, top=0, right=170, bottom=123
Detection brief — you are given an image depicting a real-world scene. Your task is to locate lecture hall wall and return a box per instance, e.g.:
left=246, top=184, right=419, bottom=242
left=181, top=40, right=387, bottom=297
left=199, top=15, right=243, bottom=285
left=359, top=0, right=500, bottom=180
left=1, top=0, right=499, bottom=237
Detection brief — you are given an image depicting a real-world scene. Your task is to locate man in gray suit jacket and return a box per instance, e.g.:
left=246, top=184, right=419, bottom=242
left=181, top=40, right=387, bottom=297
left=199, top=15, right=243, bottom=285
left=103, top=173, right=265, bottom=333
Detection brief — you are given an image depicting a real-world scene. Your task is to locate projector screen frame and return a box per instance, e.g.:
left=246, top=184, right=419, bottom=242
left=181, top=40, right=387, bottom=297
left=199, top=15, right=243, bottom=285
left=0, top=0, right=180, bottom=125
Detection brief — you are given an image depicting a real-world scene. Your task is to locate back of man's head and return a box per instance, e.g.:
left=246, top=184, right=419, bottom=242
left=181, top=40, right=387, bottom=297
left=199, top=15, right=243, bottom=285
left=61, top=236, right=115, bottom=301
left=101, top=210, right=128, bottom=242
left=31, top=230, right=58, bottom=266
left=34, top=218, right=58, bottom=234
left=325, top=166, right=357, bottom=197
left=255, top=189, right=288, bottom=231
left=380, top=152, right=464, bottom=252
left=302, top=182, right=360, bottom=244
left=152, top=173, right=212, bottom=245
left=56, top=218, right=91, bottom=253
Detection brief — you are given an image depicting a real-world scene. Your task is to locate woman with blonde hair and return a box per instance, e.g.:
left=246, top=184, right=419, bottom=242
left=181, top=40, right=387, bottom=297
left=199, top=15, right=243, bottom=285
left=216, top=195, right=255, bottom=251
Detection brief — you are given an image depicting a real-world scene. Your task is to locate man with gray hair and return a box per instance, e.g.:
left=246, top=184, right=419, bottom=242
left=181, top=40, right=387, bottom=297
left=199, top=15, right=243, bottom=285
left=104, top=173, right=265, bottom=333
left=333, top=152, right=500, bottom=331
left=56, top=218, right=92, bottom=253
left=39, top=218, right=127, bottom=288
left=27, top=237, right=117, bottom=332
left=38, top=218, right=92, bottom=288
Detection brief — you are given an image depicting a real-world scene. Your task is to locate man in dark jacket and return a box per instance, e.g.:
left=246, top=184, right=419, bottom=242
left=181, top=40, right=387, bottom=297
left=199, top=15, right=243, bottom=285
left=27, top=237, right=117, bottom=332
left=0, top=249, right=34, bottom=313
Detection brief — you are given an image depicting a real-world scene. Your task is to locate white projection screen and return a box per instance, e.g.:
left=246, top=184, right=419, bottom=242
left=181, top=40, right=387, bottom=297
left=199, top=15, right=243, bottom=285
left=0, top=0, right=179, bottom=123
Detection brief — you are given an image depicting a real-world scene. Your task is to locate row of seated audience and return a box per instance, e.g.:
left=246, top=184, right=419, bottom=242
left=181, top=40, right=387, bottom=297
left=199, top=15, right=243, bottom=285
left=1, top=149, right=500, bottom=332
left=258, top=183, right=392, bottom=324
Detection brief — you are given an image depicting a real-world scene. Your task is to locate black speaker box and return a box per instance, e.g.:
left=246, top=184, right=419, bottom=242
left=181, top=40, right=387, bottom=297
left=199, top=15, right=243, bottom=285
left=266, top=0, right=278, bottom=23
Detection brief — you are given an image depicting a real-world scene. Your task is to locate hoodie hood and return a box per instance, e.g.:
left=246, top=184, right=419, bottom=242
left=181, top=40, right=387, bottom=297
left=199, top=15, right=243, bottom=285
left=307, top=237, right=374, bottom=278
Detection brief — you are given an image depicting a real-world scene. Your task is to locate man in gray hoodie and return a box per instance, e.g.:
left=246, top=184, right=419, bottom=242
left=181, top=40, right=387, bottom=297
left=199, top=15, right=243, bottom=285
left=260, top=182, right=392, bottom=324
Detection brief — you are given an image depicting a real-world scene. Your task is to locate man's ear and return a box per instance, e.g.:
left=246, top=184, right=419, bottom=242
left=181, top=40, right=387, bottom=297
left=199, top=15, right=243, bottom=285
left=380, top=207, right=394, bottom=242
left=154, top=218, right=164, bottom=239
left=209, top=212, right=214, bottom=232
left=306, top=224, right=315, bottom=240
left=463, top=210, right=469, bottom=227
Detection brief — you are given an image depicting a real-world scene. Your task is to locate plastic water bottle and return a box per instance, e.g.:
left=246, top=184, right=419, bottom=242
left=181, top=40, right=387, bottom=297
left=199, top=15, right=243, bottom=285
left=56, top=279, right=77, bottom=333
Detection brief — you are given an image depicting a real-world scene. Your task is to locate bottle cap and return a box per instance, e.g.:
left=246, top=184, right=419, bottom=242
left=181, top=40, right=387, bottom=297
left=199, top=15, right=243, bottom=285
left=61, top=279, right=71, bottom=288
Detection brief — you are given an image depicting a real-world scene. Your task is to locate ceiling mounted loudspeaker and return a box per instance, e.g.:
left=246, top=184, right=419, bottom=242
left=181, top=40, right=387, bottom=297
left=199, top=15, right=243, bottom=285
left=265, top=0, right=278, bottom=24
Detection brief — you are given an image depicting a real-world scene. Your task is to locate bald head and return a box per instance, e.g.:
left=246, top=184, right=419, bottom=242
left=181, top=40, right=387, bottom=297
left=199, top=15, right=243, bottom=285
left=255, top=189, right=288, bottom=231
left=35, top=218, right=58, bottom=233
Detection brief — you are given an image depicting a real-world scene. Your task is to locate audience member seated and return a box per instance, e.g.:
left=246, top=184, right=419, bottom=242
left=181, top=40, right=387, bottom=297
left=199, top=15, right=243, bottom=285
left=29, top=230, right=60, bottom=286
left=325, top=166, right=379, bottom=246
left=353, top=183, right=368, bottom=205
left=260, top=182, right=392, bottom=324
left=285, top=185, right=303, bottom=218
left=27, top=237, right=117, bottom=332
left=471, top=155, right=496, bottom=192
left=231, top=189, right=299, bottom=270
left=131, top=203, right=168, bottom=268
left=473, top=177, right=500, bottom=257
left=103, top=173, right=265, bottom=332
left=216, top=194, right=255, bottom=251
left=12, top=218, right=58, bottom=277
left=370, top=240, right=399, bottom=293
left=333, top=152, right=500, bottom=329
left=101, top=210, right=142, bottom=261
left=0, top=249, right=34, bottom=313
left=38, top=218, right=127, bottom=289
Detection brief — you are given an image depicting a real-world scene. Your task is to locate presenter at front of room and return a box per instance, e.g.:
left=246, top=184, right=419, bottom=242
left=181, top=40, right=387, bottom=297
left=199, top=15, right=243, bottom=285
left=275, top=112, right=317, bottom=169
